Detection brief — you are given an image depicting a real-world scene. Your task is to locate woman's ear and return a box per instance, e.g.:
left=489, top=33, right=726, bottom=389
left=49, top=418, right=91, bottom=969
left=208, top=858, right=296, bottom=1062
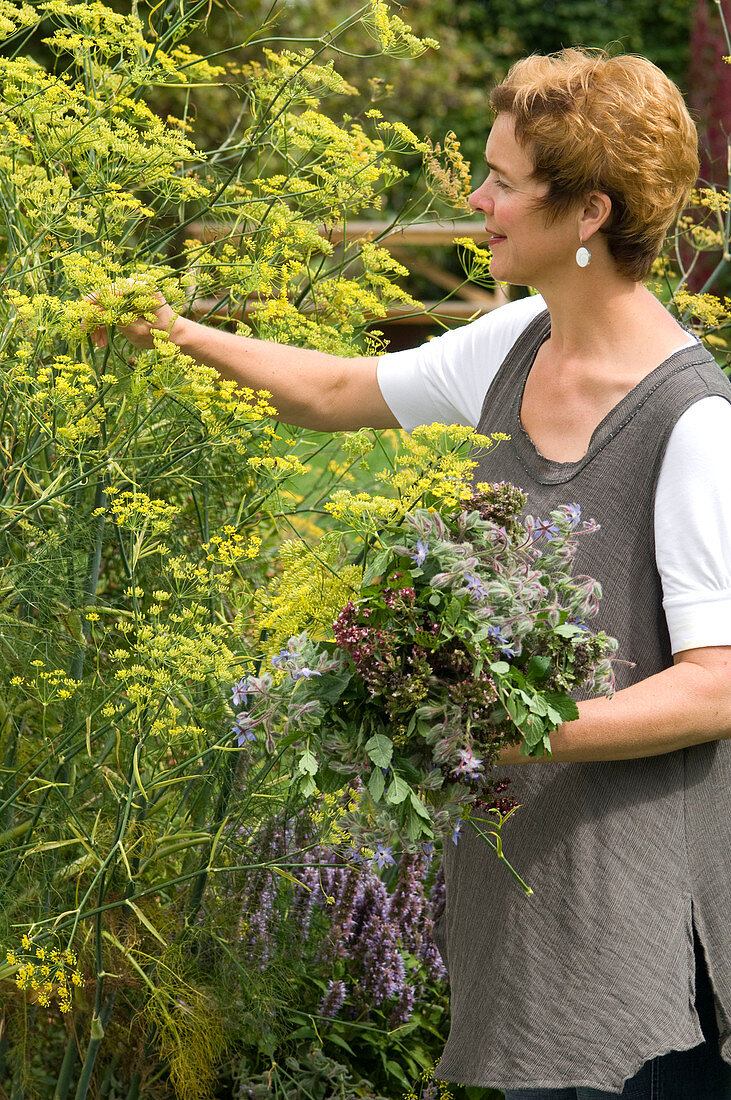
left=581, top=190, right=613, bottom=241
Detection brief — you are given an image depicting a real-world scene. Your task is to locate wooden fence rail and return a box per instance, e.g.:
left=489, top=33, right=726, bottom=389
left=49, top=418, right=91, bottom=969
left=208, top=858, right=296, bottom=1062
left=184, top=218, right=507, bottom=325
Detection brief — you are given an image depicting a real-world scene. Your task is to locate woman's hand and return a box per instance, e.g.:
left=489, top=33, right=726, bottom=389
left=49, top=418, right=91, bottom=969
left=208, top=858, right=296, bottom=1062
left=86, top=290, right=183, bottom=351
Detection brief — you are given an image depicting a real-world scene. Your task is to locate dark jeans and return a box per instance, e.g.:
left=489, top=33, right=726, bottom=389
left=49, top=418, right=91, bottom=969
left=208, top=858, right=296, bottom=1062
left=505, top=943, right=731, bottom=1100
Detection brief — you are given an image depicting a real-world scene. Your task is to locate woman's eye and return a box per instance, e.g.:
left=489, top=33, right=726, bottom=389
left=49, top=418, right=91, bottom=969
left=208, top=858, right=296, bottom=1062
left=496, top=179, right=510, bottom=191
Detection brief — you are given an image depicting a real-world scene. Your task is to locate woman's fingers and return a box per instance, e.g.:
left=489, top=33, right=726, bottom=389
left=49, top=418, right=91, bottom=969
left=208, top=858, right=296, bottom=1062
left=83, top=293, right=108, bottom=348
left=82, top=288, right=177, bottom=350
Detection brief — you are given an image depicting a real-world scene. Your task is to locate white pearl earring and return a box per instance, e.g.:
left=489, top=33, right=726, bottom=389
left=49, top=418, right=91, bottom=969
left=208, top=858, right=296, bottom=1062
left=576, top=244, right=592, bottom=268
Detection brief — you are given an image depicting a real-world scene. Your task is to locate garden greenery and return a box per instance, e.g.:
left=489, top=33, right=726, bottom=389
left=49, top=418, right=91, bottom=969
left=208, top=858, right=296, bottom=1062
left=0, top=1, right=471, bottom=1096
left=0, top=0, right=728, bottom=1097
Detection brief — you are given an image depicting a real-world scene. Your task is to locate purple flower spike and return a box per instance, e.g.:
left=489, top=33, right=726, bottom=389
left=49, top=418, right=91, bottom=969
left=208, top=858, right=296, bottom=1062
left=232, top=677, right=249, bottom=707
left=408, top=539, right=429, bottom=567
left=319, top=979, right=347, bottom=1020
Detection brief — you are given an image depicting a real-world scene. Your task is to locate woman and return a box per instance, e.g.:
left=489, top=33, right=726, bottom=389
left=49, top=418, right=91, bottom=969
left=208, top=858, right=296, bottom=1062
left=91, top=49, right=731, bottom=1098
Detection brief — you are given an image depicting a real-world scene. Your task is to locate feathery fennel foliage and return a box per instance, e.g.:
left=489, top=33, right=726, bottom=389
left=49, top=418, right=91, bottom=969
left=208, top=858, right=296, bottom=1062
left=0, top=1, right=468, bottom=1096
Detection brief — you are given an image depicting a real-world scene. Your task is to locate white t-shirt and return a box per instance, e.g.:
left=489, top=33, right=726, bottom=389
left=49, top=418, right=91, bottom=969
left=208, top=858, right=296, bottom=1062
left=376, top=295, right=731, bottom=655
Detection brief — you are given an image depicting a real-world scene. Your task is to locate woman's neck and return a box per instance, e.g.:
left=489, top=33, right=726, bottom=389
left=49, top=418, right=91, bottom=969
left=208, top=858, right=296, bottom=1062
left=532, top=269, right=687, bottom=368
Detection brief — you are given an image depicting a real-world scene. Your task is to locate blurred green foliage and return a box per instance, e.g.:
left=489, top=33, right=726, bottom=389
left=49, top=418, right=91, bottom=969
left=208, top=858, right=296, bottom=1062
left=477, top=0, right=696, bottom=84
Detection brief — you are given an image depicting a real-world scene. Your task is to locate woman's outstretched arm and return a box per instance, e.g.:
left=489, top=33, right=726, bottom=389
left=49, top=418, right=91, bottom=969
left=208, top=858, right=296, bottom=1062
left=89, top=297, right=400, bottom=432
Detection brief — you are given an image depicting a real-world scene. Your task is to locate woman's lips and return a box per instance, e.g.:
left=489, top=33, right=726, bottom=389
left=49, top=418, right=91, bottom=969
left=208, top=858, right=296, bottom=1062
left=489, top=235, right=506, bottom=246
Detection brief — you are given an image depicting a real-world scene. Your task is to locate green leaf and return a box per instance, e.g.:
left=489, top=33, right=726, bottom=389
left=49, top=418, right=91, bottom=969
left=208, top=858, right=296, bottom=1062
left=445, top=597, right=462, bottom=626
left=490, top=660, right=510, bottom=676
left=527, top=693, right=548, bottom=717
left=409, top=790, right=432, bottom=820
left=527, top=654, right=551, bottom=682
left=504, top=694, right=527, bottom=727
left=368, top=767, right=385, bottom=802
left=384, top=1059, right=411, bottom=1089
left=287, top=1025, right=316, bottom=1041
left=398, top=756, right=422, bottom=784
left=299, top=775, right=317, bottom=797
left=316, top=765, right=347, bottom=794
left=555, top=623, right=584, bottom=638
left=545, top=692, right=580, bottom=722
left=296, top=749, right=318, bottom=776
left=362, top=548, right=391, bottom=586
left=521, top=714, right=546, bottom=747
left=365, top=733, right=393, bottom=768
left=386, top=774, right=410, bottom=804
left=324, top=1032, right=356, bottom=1056
left=405, top=809, right=422, bottom=842
left=311, top=670, right=351, bottom=705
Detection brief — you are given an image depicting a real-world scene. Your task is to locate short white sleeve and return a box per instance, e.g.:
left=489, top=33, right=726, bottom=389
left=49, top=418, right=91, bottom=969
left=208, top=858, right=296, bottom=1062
left=655, top=395, right=731, bottom=653
left=376, top=294, right=546, bottom=431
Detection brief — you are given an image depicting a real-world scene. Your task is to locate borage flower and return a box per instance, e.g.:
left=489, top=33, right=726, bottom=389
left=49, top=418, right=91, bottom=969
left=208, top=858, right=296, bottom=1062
left=231, top=677, right=249, bottom=707
left=271, top=648, right=293, bottom=667
left=291, top=666, right=322, bottom=681
left=370, top=843, right=396, bottom=869
left=454, top=747, right=483, bottom=780
left=464, top=572, right=487, bottom=600
left=233, top=713, right=257, bottom=746
left=532, top=517, right=560, bottom=541
left=408, top=539, right=429, bottom=567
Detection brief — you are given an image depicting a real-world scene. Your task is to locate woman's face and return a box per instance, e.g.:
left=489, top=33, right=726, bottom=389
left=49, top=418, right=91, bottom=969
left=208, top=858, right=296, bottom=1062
left=469, top=113, right=578, bottom=287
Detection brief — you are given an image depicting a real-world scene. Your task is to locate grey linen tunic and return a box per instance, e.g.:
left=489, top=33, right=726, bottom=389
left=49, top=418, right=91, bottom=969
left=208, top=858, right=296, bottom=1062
left=432, top=309, right=731, bottom=1093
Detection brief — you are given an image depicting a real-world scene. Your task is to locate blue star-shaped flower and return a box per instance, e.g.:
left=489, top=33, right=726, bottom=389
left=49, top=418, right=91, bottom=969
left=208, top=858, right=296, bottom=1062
left=408, top=539, right=429, bottom=567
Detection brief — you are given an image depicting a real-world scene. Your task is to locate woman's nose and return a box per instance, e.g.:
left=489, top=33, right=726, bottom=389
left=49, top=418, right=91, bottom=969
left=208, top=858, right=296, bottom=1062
left=468, top=181, right=491, bottom=213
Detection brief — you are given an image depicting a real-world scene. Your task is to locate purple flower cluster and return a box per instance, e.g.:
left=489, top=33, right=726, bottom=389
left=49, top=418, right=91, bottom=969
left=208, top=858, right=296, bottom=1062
left=230, top=814, right=447, bottom=1027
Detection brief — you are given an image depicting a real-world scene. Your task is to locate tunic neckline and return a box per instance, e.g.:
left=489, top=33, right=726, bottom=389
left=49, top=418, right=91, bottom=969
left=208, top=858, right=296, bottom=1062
left=510, top=310, right=706, bottom=485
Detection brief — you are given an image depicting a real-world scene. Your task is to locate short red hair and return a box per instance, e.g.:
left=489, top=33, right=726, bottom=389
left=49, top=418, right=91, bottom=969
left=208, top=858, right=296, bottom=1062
left=490, top=49, right=699, bottom=280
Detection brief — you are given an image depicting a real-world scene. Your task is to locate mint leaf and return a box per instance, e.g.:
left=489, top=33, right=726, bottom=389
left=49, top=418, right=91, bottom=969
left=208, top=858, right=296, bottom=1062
left=504, top=693, right=527, bottom=727
left=527, top=693, right=548, bottom=717
left=555, top=623, right=584, bottom=638
left=296, top=749, right=318, bottom=776
left=368, top=767, right=385, bottom=802
left=365, top=733, right=393, bottom=768
left=527, top=654, right=551, bottom=683
left=409, top=791, right=432, bottom=821
left=386, top=775, right=410, bottom=804
left=362, top=549, right=391, bottom=586
left=521, top=713, right=546, bottom=747
left=544, top=692, right=580, bottom=722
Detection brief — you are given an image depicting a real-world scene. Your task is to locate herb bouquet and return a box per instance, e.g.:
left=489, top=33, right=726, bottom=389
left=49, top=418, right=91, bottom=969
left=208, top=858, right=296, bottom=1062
left=235, top=431, right=617, bottom=885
